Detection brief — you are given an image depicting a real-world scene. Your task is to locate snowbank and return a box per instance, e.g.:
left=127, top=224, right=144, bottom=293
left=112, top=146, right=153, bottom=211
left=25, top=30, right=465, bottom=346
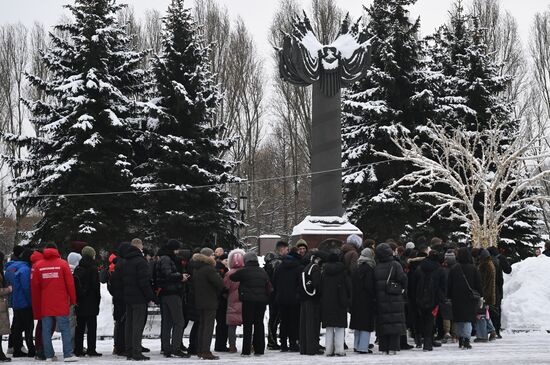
left=502, top=254, right=550, bottom=331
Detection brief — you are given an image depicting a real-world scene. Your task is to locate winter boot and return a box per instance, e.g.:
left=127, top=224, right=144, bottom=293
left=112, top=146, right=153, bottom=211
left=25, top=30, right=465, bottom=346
left=463, top=338, right=472, bottom=350
left=489, top=331, right=497, bottom=341
left=199, top=352, right=219, bottom=360
left=458, top=337, right=463, bottom=348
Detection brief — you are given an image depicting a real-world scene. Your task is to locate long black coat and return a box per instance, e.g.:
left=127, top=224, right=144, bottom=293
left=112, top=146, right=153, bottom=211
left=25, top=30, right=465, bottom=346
left=374, top=244, right=408, bottom=336
left=73, top=255, right=101, bottom=317
left=410, top=256, right=446, bottom=311
left=320, top=262, right=350, bottom=328
left=350, top=262, right=376, bottom=332
left=230, top=261, right=271, bottom=303
left=447, top=262, right=482, bottom=322
left=122, top=246, right=156, bottom=305
left=273, top=255, right=303, bottom=306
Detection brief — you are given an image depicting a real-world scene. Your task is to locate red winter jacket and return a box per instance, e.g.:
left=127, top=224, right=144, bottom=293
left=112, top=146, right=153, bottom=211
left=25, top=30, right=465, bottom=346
left=31, top=248, right=77, bottom=318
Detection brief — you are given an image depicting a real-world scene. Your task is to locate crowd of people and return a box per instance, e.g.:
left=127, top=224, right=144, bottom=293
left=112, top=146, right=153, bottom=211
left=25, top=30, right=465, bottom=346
left=0, top=235, right=542, bottom=361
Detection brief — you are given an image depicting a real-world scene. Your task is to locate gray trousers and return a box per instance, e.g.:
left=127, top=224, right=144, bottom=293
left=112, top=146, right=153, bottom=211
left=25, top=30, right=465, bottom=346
left=160, top=295, right=185, bottom=354
left=124, top=304, right=147, bottom=358
left=198, top=309, right=217, bottom=353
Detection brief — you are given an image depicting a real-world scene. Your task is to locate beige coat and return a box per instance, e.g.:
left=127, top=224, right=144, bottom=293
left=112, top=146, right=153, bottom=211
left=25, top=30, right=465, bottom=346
left=0, top=273, right=11, bottom=335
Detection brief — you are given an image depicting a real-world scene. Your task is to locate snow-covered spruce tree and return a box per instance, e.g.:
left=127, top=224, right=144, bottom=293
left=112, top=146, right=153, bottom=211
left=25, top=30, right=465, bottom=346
left=342, top=0, right=426, bottom=242
left=416, top=2, right=541, bottom=257
left=3, top=0, right=146, bottom=247
left=133, top=0, right=237, bottom=246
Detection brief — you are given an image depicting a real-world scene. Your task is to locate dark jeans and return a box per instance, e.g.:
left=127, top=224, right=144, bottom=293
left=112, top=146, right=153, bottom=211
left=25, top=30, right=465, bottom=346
left=197, top=309, right=216, bottom=354
left=279, top=304, right=299, bottom=349
left=418, top=310, right=434, bottom=350
left=490, top=303, right=502, bottom=334
left=113, top=301, right=126, bottom=354
left=242, top=302, right=266, bottom=355
left=124, top=304, right=147, bottom=358
left=75, top=315, right=97, bottom=354
left=267, top=302, right=280, bottom=347
left=379, top=334, right=400, bottom=352
left=188, top=321, right=200, bottom=354
left=12, top=307, right=35, bottom=355
left=214, top=298, right=228, bottom=351
left=160, top=295, right=184, bottom=354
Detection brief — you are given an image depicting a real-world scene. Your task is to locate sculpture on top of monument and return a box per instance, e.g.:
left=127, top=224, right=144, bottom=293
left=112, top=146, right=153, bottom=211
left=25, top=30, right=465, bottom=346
left=278, top=13, right=372, bottom=97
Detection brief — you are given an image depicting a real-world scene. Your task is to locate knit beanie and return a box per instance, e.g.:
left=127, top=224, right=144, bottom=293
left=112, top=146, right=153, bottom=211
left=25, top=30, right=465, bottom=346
left=244, top=252, right=258, bottom=264
left=346, top=234, right=363, bottom=249
left=67, top=252, right=82, bottom=270
left=479, top=249, right=490, bottom=259
left=444, top=249, right=456, bottom=260
left=81, top=246, right=96, bottom=259
left=166, top=239, right=182, bottom=251
left=200, top=247, right=214, bottom=257
left=296, top=239, right=308, bottom=249
left=405, top=242, right=415, bottom=250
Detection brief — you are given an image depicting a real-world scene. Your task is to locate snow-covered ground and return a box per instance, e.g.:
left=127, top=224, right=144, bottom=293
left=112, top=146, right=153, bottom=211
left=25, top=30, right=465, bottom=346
left=34, top=331, right=550, bottom=364
left=83, top=254, right=550, bottom=363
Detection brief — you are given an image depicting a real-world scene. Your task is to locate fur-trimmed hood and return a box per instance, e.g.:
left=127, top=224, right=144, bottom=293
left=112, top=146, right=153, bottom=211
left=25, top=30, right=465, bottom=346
left=227, top=249, right=245, bottom=269
left=192, top=253, right=216, bottom=266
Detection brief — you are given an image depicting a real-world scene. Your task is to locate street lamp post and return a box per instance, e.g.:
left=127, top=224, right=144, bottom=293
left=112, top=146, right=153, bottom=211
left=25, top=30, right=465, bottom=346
left=239, top=195, right=248, bottom=222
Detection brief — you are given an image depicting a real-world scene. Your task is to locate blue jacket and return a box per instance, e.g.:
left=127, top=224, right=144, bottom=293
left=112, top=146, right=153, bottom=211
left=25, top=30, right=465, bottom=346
left=4, top=260, right=31, bottom=310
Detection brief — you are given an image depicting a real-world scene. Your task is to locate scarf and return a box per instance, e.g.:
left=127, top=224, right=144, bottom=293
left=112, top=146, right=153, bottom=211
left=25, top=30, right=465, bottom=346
left=357, top=248, right=376, bottom=269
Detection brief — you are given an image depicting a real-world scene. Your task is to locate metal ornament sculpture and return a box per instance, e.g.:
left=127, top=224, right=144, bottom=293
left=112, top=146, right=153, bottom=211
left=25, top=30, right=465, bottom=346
left=278, top=13, right=371, bottom=217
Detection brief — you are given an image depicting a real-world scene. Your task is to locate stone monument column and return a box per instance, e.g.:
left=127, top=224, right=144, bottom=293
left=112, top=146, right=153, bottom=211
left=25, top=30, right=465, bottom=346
left=311, top=84, right=342, bottom=217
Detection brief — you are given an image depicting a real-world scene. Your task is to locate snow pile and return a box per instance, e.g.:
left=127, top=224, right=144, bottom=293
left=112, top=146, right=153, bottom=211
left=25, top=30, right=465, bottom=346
left=291, top=216, right=362, bottom=237
left=502, top=254, right=550, bottom=331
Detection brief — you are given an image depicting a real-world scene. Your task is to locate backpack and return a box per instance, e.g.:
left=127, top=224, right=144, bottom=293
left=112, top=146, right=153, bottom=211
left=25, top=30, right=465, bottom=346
left=301, top=263, right=318, bottom=297
left=416, top=271, right=435, bottom=310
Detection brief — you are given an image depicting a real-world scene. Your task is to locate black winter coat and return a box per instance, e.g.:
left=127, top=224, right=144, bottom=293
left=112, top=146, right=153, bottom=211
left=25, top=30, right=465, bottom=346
left=492, top=254, right=512, bottom=303
left=320, top=262, right=350, bottom=328
left=191, top=254, right=224, bottom=310
left=374, top=244, right=408, bottom=336
left=411, top=256, right=445, bottom=312
left=349, top=262, right=376, bottom=332
left=230, top=261, right=271, bottom=303
left=109, top=257, right=124, bottom=304
left=273, top=255, right=303, bottom=306
left=73, top=255, right=101, bottom=317
left=156, top=250, right=183, bottom=297
left=122, top=246, right=156, bottom=305
left=447, top=263, right=482, bottom=322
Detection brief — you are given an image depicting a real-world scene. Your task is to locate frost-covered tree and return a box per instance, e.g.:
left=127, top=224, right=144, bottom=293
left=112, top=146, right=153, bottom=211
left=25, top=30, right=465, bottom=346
left=376, top=121, right=550, bottom=256
left=3, top=0, right=145, bottom=247
left=415, top=2, right=542, bottom=256
left=342, top=0, right=424, bottom=242
left=133, top=0, right=237, bottom=245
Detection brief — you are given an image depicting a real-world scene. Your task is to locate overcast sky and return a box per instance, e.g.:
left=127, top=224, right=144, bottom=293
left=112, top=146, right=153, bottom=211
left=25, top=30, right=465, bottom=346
left=2, top=0, right=548, bottom=58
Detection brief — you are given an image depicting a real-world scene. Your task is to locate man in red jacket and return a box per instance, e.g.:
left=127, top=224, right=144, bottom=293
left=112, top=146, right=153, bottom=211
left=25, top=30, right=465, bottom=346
left=31, top=243, right=78, bottom=362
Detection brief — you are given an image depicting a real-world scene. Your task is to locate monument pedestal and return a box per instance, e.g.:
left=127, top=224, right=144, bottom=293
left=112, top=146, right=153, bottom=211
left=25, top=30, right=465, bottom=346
left=291, top=216, right=362, bottom=250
